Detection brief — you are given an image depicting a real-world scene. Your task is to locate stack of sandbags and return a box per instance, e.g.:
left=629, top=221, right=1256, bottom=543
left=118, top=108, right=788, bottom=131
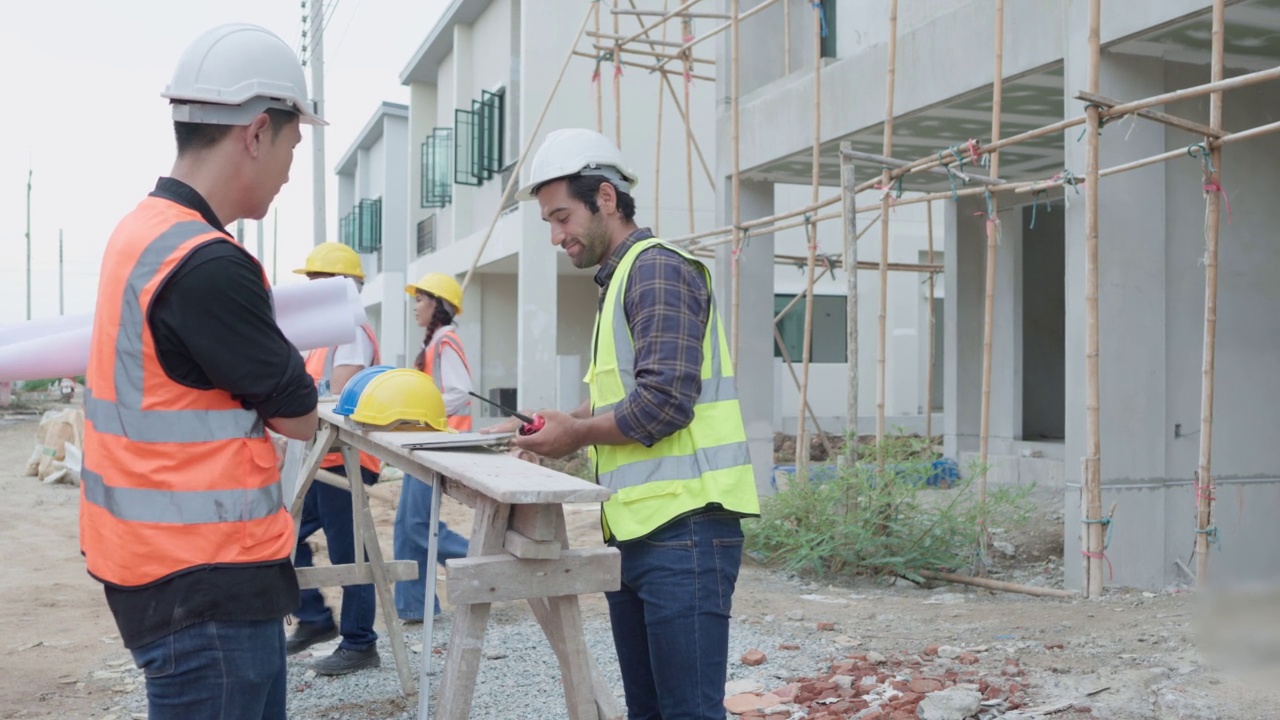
left=23, top=407, right=84, bottom=485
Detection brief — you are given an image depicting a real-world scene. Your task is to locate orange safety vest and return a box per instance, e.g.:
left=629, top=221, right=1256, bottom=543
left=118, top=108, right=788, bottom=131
left=421, top=328, right=473, bottom=431
left=80, top=196, right=295, bottom=588
left=305, top=324, right=383, bottom=474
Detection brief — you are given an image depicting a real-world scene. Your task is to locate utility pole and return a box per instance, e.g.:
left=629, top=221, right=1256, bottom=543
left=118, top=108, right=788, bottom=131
left=58, top=229, right=64, bottom=316
left=25, top=167, right=32, bottom=321
left=308, top=0, right=327, bottom=246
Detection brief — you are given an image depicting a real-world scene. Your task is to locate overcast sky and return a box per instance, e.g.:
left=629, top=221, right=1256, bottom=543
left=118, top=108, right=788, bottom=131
left=0, top=0, right=448, bottom=327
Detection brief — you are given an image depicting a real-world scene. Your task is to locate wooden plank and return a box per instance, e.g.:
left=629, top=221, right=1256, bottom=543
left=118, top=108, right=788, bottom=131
left=437, top=500, right=511, bottom=720
left=504, top=529, right=562, bottom=560
left=323, top=410, right=612, bottom=505
left=1076, top=90, right=1226, bottom=138
left=445, top=547, right=621, bottom=605
left=511, top=504, right=558, bottom=541
left=296, top=561, right=419, bottom=590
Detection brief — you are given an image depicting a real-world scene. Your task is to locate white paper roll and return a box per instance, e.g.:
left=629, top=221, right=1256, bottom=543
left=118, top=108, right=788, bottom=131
left=0, top=276, right=367, bottom=383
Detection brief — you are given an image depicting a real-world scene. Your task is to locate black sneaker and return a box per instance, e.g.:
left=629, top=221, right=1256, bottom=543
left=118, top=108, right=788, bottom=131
left=310, top=646, right=381, bottom=676
left=285, top=621, right=338, bottom=655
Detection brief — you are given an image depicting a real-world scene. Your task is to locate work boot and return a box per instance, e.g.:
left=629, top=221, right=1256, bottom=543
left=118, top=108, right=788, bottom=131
left=310, top=646, right=381, bottom=676
left=286, top=621, right=338, bottom=655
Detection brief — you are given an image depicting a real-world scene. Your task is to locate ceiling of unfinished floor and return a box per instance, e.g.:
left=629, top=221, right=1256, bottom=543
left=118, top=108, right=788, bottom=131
left=742, top=0, right=1280, bottom=194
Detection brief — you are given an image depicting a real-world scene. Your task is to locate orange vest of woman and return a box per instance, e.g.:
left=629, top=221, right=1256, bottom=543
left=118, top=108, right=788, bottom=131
left=80, top=197, right=294, bottom=588
left=304, top=325, right=382, bottom=474
left=422, top=329, right=473, bottom=431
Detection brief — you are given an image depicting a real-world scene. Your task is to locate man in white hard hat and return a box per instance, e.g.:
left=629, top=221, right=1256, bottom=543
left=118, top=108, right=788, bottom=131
left=495, top=128, right=761, bottom=719
left=80, top=23, right=323, bottom=720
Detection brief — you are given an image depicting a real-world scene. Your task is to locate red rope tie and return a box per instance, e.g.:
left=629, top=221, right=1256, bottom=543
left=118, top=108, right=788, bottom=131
left=1080, top=549, right=1114, bottom=580
left=1203, top=181, right=1232, bottom=225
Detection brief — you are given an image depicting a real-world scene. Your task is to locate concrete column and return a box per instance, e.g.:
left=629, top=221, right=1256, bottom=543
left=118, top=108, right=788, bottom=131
left=943, top=195, right=1021, bottom=458
left=457, top=274, right=484, bottom=426
left=451, top=23, right=474, bottom=238
left=1062, top=1, right=1168, bottom=589
left=716, top=180, right=776, bottom=497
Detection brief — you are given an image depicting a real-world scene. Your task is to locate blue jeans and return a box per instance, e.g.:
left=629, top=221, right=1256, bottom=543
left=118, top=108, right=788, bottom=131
left=394, top=473, right=470, bottom=620
left=294, top=464, right=380, bottom=650
left=130, top=619, right=286, bottom=720
left=606, top=511, right=744, bottom=720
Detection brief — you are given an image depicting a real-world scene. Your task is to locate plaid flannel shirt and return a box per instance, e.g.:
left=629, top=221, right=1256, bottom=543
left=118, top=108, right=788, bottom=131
left=594, top=228, right=710, bottom=448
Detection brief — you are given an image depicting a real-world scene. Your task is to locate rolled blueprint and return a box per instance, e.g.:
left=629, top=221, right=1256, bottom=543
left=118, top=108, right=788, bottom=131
left=0, top=277, right=366, bottom=383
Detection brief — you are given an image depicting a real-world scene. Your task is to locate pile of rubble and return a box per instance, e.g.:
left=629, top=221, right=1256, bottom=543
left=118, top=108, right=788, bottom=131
left=724, top=643, right=1076, bottom=720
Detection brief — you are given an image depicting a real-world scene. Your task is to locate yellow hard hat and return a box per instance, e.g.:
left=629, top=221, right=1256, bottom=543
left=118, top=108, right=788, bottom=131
left=294, top=242, right=365, bottom=280
left=349, top=368, right=452, bottom=431
left=405, top=272, right=463, bottom=315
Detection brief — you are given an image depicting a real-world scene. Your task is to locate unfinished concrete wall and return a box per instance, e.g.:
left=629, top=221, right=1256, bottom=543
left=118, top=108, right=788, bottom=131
left=1021, top=202, right=1065, bottom=441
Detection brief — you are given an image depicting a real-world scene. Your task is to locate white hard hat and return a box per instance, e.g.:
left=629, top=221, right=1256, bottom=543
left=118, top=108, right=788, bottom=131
left=162, top=23, right=327, bottom=126
left=515, top=128, right=639, bottom=201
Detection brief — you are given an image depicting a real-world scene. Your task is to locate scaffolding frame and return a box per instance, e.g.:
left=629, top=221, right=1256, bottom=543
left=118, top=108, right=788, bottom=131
left=458, top=0, right=1270, bottom=599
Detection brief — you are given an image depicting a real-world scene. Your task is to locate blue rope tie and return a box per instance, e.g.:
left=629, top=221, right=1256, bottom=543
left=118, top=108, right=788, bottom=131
left=1187, top=143, right=1216, bottom=176
left=812, top=2, right=829, bottom=38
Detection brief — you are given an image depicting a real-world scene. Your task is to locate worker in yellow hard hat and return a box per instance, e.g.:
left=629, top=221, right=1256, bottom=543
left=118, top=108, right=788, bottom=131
left=287, top=241, right=385, bottom=676
left=394, top=271, right=472, bottom=623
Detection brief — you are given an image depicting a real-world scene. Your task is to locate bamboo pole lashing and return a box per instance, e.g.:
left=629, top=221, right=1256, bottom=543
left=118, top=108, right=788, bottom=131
left=612, top=0, right=704, bottom=48
left=1195, top=0, right=1227, bottom=588
left=795, top=0, right=823, bottom=483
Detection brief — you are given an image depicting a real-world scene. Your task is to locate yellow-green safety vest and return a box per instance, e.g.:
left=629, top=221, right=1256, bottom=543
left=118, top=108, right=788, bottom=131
left=587, top=238, right=760, bottom=542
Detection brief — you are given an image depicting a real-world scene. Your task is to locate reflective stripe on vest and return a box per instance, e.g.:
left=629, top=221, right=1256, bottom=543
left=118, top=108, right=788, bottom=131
left=588, top=238, right=759, bottom=541
left=83, top=221, right=264, bottom=445
left=422, top=329, right=473, bottom=432
left=81, top=201, right=296, bottom=587
left=80, top=466, right=283, bottom=524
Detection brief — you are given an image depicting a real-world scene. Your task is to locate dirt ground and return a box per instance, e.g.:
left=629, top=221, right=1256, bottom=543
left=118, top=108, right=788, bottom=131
left=1, top=413, right=1276, bottom=719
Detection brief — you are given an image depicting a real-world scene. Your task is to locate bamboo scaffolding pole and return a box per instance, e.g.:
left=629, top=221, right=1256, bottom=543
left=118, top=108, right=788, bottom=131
left=1195, top=0, right=1227, bottom=587
left=795, top=1, right=823, bottom=483
left=887, top=63, right=1280, bottom=185
left=595, top=2, right=603, bottom=132
left=1081, top=0, right=1104, bottom=600
left=590, top=42, right=715, bottom=65
left=875, top=0, right=900, bottom=467
left=653, top=0, right=667, bottom=235
left=617, top=0, right=716, bottom=190
left=926, top=199, right=936, bottom=441
left=612, top=8, right=729, bottom=20
left=670, top=192, right=844, bottom=246
left=573, top=50, right=716, bottom=82
left=730, top=0, right=743, bottom=371
left=689, top=210, right=846, bottom=252
left=459, top=3, right=595, bottom=291
left=783, top=0, right=791, bottom=76
left=775, top=256, right=942, bottom=273
left=590, top=31, right=688, bottom=49
left=661, top=73, right=716, bottom=187
left=614, top=0, right=622, bottom=148
left=572, top=51, right=715, bottom=82
left=648, top=0, right=782, bottom=73
left=613, top=0, right=703, bottom=48
left=775, top=323, right=837, bottom=463
left=682, top=16, right=695, bottom=235
left=1075, top=90, right=1225, bottom=139
left=842, top=143, right=858, bottom=465
left=920, top=570, right=1078, bottom=599
left=976, top=0, right=1006, bottom=573
left=840, top=148, right=1006, bottom=186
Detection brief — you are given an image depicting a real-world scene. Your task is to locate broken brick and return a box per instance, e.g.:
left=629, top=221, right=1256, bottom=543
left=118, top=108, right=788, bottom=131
left=908, top=678, right=943, bottom=694
left=923, top=644, right=940, bottom=656
left=1045, top=641, right=1065, bottom=651
left=816, top=621, right=836, bottom=631
left=778, top=642, right=801, bottom=651
left=957, top=652, right=981, bottom=665
left=741, top=649, right=767, bottom=667
left=724, top=693, right=765, bottom=714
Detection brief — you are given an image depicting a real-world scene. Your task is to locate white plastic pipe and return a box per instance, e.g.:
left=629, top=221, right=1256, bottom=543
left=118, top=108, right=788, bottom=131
left=0, top=277, right=366, bottom=383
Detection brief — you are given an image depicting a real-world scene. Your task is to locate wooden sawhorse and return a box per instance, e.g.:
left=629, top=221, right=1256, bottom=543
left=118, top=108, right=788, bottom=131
left=291, top=405, right=623, bottom=720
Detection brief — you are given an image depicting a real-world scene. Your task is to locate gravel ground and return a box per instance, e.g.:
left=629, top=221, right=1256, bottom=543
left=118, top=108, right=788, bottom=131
left=105, top=593, right=857, bottom=720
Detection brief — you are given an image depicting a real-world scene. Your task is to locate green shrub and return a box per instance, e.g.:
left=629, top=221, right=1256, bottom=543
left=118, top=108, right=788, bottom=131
left=745, top=433, right=1035, bottom=583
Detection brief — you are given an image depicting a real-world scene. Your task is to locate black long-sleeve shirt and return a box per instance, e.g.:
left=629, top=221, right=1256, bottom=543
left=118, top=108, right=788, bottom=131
left=103, top=177, right=316, bottom=649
